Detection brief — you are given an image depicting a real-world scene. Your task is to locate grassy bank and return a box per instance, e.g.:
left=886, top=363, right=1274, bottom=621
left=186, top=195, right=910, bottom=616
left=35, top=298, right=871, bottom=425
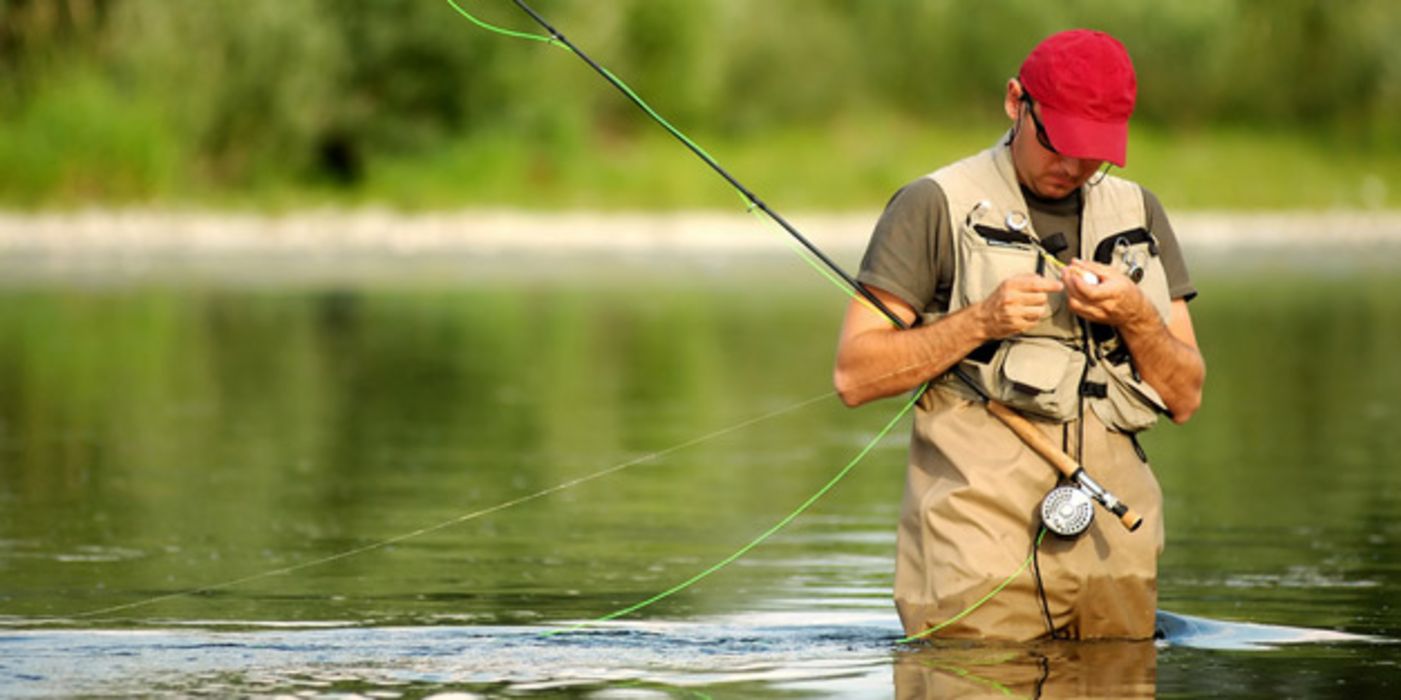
left=4, top=109, right=1394, bottom=213
left=3, top=1, right=1398, bottom=212
left=359, top=117, right=1401, bottom=212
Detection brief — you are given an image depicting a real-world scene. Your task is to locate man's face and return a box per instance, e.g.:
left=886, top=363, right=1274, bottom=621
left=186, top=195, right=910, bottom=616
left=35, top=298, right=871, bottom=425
left=1005, top=84, right=1106, bottom=199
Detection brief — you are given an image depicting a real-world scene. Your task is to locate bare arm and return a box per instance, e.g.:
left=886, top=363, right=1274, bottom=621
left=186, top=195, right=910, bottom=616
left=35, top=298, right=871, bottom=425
left=834, top=275, right=1064, bottom=407
left=1062, top=259, right=1205, bottom=423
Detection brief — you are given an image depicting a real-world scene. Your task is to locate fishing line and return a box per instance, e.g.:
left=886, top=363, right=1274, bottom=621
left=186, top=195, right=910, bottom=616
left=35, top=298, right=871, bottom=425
left=60, top=2, right=1057, bottom=633
left=71, top=349, right=948, bottom=622
left=918, top=656, right=1029, bottom=699
left=542, top=389, right=920, bottom=637
left=451, top=0, right=1034, bottom=637
left=899, top=528, right=1049, bottom=644
left=72, top=389, right=840, bottom=621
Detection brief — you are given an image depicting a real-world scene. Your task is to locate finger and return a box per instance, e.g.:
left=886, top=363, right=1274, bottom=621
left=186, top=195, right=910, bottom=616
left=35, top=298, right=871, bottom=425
left=1067, top=271, right=1113, bottom=301
left=1067, top=299, right=1106, bottom=323
left=1005, top=274, right=1063, bottom=293
left=1062, top=265, right=1101, bottom=289
left=1016, top=300, right=1050, bottom=319
left=1070, top=261, right=1122, bottom=290
left=1012, top=310, right=1042, bottom=328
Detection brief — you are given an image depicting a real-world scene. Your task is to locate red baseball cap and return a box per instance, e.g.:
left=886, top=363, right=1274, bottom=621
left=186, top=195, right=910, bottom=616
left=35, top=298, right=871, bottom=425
left=1017, top=29, right=1136, bottom=167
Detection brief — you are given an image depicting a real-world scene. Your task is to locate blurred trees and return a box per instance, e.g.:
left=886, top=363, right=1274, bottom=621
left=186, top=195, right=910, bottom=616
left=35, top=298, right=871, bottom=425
left=0, top=0, right=1398, bottom=201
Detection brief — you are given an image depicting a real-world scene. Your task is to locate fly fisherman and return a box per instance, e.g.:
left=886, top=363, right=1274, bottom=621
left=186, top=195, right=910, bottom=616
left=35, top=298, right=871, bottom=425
left=834, top=29, right=1205, bottom=641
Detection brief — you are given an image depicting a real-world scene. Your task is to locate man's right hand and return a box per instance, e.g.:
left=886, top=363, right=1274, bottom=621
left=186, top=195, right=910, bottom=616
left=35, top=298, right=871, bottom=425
left=975, top=274, right=1064, bottom=339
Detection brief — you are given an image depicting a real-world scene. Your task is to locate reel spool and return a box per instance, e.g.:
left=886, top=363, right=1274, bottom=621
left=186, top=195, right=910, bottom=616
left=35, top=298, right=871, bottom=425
left=1040, top=485, right=1095, bottom=538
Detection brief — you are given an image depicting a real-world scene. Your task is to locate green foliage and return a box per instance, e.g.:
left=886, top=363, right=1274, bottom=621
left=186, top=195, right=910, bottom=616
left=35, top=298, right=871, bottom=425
left=0, top=0, right=1399, bottom=207
left=0, top=69, right=176, bottom=202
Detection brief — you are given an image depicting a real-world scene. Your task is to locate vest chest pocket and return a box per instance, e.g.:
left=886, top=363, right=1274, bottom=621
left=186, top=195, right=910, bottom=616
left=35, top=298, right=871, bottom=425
left=956, top=224, right=1063, bottom=315
left=958, top=224, right=1064, bottom=327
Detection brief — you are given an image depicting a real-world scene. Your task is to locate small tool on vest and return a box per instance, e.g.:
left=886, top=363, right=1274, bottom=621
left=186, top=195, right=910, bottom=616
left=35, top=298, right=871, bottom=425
left=1116, top=237, right=1145, bottom=283
left=1005, top=210, right=1030, bottom=233
left=1040, top=232, right=1069, bottom=258
left=966, top=200, right=992, bottom=227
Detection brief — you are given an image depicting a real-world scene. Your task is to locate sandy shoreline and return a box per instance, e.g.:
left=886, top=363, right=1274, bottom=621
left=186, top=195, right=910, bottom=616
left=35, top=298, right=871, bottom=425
left=0, top=209, right=1398, bottom=286
left=2, top=208, right=1399, bottom=256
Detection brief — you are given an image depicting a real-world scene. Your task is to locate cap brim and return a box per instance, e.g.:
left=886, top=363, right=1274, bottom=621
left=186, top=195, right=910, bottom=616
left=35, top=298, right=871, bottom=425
left=1039, top=105, right=1128, bottom=168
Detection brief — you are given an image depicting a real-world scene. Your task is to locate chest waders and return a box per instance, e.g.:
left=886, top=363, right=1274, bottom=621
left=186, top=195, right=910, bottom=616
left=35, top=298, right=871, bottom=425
left=891, top=142, right=1173, bottom=640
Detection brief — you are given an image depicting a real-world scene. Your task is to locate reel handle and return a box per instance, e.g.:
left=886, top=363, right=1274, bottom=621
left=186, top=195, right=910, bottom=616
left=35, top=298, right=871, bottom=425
left=984, top=400, right=1142, bottom=532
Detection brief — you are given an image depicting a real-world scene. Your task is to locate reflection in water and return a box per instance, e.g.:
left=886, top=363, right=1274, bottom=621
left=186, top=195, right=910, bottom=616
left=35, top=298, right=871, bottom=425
left=895, top=640, right=1156, bottom=699
left=892, top=610, right=1383, bottom=699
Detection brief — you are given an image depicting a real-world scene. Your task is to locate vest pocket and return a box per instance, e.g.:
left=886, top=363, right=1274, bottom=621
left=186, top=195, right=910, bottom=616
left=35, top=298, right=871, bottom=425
left=957, top=224, right=1067, bottom=323
left=965, top=337, right=1085, bottom=421
left=960, top=243, right=1038, bottom=308
left=1089, top=362, right=1168, bottom=432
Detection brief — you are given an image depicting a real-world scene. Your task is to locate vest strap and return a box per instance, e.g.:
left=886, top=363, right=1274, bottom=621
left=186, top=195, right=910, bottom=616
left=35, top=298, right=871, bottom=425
left=967, top=339, right=1002, bottom=364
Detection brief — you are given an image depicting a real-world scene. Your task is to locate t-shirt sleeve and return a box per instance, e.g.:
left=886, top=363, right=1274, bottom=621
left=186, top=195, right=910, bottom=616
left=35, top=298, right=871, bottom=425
left=856, top=178, right=951, bottom=313
left=1143, top=188, right=1197, bottom=302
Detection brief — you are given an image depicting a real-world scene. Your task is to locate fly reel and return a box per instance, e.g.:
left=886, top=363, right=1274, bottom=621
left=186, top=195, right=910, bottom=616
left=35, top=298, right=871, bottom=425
left=1040, top=485, right=1095, bottom=538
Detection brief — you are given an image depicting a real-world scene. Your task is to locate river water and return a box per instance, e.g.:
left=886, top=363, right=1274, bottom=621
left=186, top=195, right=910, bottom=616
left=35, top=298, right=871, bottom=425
left=1, top=243, right=1399, bottom=697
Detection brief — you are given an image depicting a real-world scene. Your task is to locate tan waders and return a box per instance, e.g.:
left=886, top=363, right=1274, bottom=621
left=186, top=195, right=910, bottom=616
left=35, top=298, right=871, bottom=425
left=894, top=385, right=1164, bottom=641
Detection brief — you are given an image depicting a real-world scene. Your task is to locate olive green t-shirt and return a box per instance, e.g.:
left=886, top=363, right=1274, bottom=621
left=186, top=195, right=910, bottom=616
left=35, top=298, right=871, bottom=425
left=857, top=177, right=1196, bottom=315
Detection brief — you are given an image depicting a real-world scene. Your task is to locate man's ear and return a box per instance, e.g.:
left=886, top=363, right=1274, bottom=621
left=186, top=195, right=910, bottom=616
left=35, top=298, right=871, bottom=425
left=1003, top=78, right=1023, bottom=121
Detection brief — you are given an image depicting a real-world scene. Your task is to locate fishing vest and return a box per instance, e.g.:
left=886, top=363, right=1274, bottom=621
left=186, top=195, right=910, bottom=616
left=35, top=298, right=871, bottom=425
left=926, top=141, right=1174, bottom=432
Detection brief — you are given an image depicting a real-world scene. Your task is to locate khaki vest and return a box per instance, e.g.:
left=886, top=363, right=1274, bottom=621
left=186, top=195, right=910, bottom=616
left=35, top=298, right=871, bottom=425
left=926, top=141, right=1174, bottom=431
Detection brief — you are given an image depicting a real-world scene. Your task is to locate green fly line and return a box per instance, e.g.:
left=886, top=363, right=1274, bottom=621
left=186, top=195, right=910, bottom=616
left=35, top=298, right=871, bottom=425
left=73, top=388, right=840, bottom=620
left=48, top=0, right=1031, bottom=633
left=898, top=528, right=1049, bottom=643
left=451, top=0, right=1044, bottom=641
left=543, top=389, right=921, bottom=637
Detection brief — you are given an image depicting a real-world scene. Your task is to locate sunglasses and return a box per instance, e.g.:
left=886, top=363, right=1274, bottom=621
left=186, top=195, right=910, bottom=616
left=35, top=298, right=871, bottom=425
left=1020, top=91, right=1058, bottom=154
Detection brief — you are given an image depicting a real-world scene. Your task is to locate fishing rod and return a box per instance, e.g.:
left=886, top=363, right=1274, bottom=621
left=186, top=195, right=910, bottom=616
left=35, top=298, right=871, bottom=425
left=503, top=0, right=905, bottom=326
left=493, top=0, right=1142, bottom=538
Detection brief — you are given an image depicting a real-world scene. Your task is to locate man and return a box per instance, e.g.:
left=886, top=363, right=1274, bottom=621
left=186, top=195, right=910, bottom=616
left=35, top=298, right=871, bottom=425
left=833, top=29, right=1204, bottom=641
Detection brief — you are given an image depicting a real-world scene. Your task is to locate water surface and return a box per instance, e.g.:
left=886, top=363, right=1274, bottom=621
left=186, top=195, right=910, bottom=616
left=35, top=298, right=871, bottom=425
left=1, top=247, right=1399, bottom=697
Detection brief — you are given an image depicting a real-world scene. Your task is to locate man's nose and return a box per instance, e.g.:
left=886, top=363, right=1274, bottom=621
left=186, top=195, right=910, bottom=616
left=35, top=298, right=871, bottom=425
left=1060, top=156, right=1103, bottom=179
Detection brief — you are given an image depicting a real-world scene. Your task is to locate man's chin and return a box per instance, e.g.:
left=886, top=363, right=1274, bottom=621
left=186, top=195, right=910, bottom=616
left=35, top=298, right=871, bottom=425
left=1033, top=181, right=1078, bottom=199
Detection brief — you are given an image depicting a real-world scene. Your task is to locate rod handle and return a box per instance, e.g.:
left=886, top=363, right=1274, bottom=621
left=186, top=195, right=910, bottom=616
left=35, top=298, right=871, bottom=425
left=984, top=400, right=1080, bottom=480
left=1119, top=509, right=1144, bottom=532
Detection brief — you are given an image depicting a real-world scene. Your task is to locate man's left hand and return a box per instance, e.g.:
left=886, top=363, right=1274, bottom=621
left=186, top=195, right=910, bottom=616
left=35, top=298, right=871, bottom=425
left=1061, top=259, right=1154, bottom=329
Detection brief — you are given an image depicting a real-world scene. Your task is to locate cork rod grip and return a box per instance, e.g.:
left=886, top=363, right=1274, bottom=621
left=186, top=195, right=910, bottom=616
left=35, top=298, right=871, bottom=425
left=984, top=400, right=1081, bottom=480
